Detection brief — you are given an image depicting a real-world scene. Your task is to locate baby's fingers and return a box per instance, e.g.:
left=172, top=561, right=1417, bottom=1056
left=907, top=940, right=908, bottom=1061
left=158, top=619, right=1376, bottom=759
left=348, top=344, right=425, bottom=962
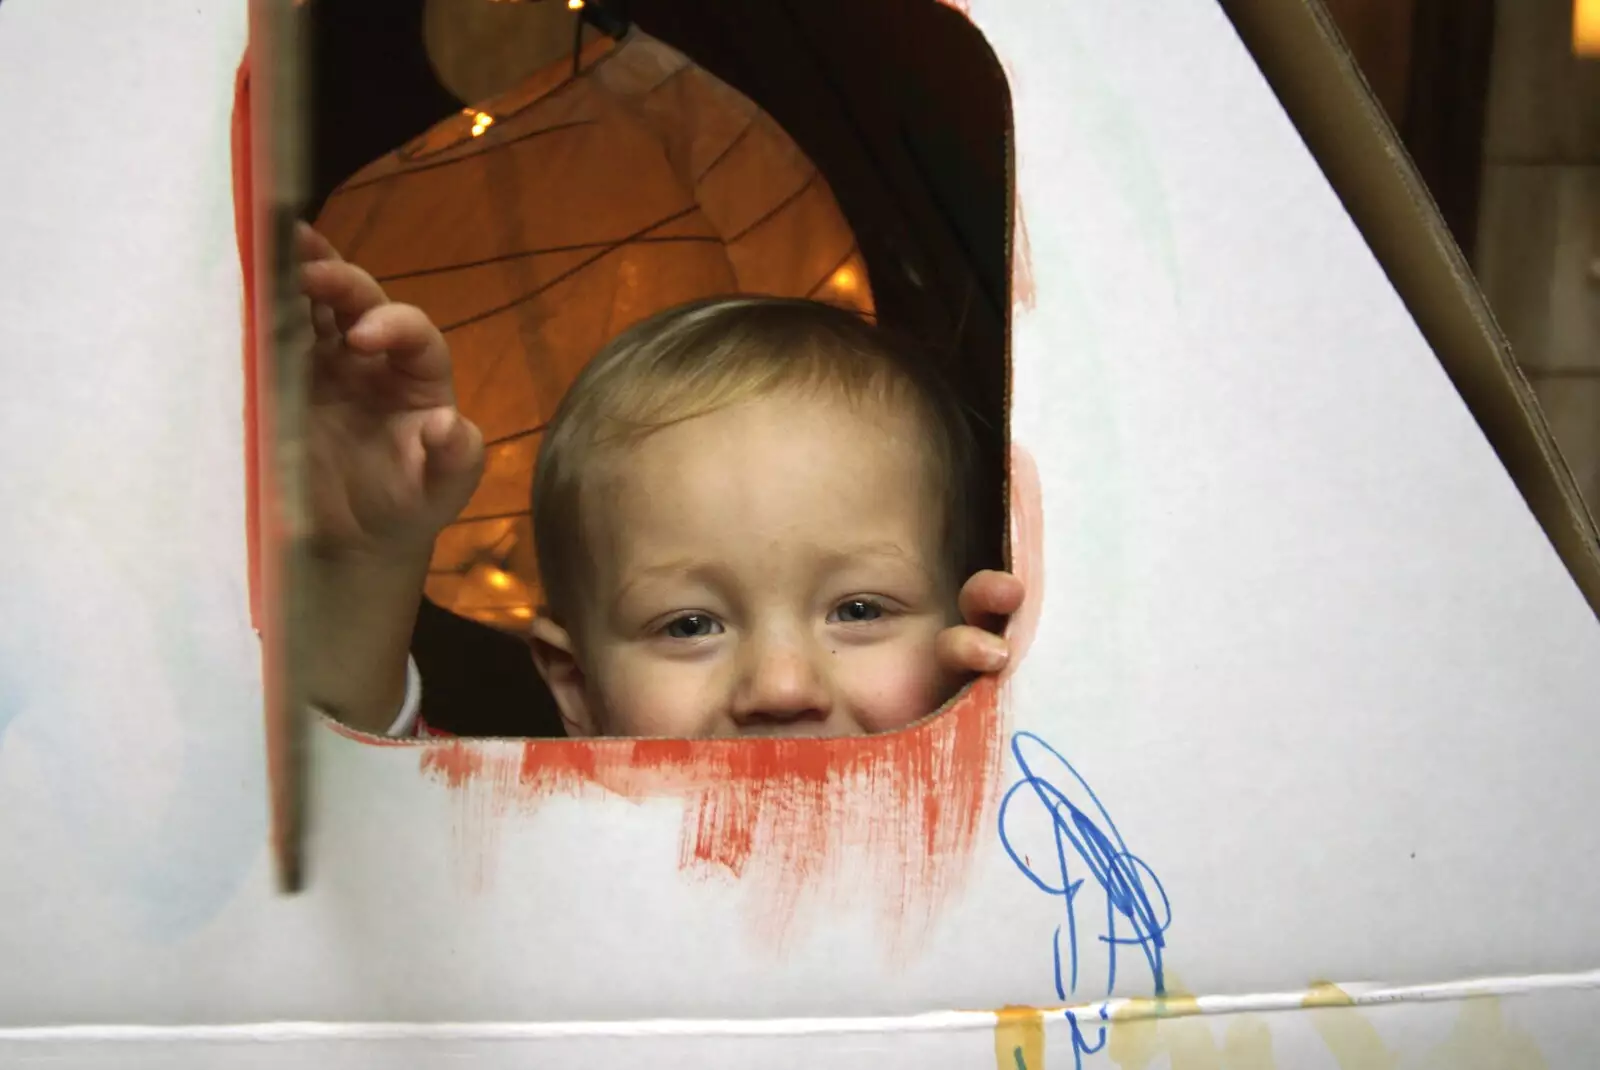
left=419, top=408, right=485, bottom=494
left=957, top=569, right=1025, bottom=628
left=936, top=624, right=1010, bottom=676
left=295, top=221, right=343, bottom=264
left=302, top=256, right=389, bottom=334
left=347, top=303, right=454, bottom=393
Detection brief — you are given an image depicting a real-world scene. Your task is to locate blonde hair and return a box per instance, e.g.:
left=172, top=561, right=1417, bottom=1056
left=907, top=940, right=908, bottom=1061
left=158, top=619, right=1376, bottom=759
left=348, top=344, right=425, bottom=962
left=531, top=296, right=977, bottom=619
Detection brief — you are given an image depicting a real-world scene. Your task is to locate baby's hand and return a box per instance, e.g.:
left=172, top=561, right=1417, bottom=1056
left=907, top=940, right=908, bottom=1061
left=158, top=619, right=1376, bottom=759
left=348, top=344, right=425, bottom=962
left=298, top=224, right=484, bottom=561
left=936, top=569, right=1025, bottom=678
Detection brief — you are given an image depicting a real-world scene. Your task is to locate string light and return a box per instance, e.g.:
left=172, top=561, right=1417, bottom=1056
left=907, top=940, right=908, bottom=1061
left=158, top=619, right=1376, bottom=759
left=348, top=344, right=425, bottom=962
left=469, top=111, right=496, bottom=137
left=829, top=265, right=859, bottom=293
left=568, top=0, right=586, bottom=9
left=486, top=568, right=513, bottom=591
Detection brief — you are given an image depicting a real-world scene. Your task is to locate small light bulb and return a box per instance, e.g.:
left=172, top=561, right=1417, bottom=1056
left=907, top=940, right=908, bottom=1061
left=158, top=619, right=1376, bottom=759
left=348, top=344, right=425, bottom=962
left=486, top=568, right=513, bottom=591
left=568, top=0, right=585, bottom=9
left=830, top=265, right=858, bottom=293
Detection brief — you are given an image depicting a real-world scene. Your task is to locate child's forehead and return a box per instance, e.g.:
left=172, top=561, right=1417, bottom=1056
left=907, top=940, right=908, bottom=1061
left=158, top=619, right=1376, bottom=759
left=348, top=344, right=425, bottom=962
left=595, top=386, right=932, bottom=466
left=578, top=392, right=936, bottom=513
left=577, top=393, right=951, bottom=581
left=628, top=371, right=928, bottom=435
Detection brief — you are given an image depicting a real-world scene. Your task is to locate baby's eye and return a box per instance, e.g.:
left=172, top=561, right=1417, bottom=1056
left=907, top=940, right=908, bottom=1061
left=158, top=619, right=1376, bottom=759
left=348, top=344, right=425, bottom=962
left=663, top=614, right=722, bottom=639
left=829, top=599, right=884, bottom=624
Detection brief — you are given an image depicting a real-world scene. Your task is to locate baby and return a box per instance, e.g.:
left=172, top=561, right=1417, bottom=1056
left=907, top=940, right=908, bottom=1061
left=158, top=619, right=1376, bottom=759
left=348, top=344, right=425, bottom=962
left=299, top=223, right=1022, bottom=738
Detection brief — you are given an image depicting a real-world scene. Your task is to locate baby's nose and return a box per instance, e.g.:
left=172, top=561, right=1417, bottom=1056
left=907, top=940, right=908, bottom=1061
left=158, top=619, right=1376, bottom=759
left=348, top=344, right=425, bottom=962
left=730, top=632, right=831, bottom=730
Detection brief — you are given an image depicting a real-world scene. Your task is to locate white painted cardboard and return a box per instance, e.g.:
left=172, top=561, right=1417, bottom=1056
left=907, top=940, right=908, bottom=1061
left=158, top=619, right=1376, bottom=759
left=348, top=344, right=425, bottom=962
left=1, top=0, right=1597, bottom=1065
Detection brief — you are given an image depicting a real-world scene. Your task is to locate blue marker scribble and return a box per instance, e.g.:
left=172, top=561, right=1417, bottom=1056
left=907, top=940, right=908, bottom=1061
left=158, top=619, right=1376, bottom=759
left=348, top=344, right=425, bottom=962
left=998, top=731, right=1172, bottom=1068
left=1062, top=1005, right=1110, bottom=1068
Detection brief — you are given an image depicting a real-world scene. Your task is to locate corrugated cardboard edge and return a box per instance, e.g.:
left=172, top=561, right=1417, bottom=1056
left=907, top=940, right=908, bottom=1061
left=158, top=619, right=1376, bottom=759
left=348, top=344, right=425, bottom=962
left=1218, top=0, right=1600, bottom=620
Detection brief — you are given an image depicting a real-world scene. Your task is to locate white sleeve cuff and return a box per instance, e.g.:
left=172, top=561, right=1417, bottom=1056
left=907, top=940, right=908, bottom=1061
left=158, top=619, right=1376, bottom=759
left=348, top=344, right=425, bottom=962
left=384, top=655, right=423, bottom=738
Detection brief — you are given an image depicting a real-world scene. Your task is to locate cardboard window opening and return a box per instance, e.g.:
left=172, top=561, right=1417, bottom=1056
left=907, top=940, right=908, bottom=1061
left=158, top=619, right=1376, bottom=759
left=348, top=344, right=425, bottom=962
left=315, top=29, right=892, bottom=634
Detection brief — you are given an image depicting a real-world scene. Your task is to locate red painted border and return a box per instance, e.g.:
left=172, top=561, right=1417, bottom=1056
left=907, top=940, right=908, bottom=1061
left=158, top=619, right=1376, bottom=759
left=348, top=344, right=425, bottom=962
left=234, top=36, right=299, bottom=890
left=233, top=57, right=262, bottom=631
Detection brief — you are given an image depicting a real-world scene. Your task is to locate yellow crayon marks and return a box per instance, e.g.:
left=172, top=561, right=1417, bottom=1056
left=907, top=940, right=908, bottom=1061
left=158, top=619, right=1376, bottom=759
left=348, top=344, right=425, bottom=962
left=1108, top=993, right=1183, bottom=1070
left=1302, top=981, right=1357, bottom=1008
left=1303, top=983, right=1547, bottom=1070
left=996, top=981, right=1546, bottom=1070
left=1106, top=1002, right=1160, bottom=1070
left=1221, top=1017, right=1276, bottom=1070
left=1417, top=996, right=1548, bottom=1070
left=1108, top=982, right=1244, bottom=1070
left=996, top=1005, right=1045, bottom=1070
left=1301, top=982, right=1398, bottom=1070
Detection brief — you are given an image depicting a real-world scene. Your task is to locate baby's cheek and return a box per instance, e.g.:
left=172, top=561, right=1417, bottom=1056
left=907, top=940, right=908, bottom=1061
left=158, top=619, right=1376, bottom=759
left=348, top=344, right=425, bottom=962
left=835, top=636, right=949, bottom=734
left=594, top=651, right=724, bottom=738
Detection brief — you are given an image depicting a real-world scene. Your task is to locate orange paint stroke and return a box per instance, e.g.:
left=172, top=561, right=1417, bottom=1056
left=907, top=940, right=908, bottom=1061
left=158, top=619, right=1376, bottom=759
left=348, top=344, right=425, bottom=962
left=233, top=51, right=292, bottom=887
left=1012, top=183, right=1036, bottom=312
left=421, top=679, right=1002, bottom=951
left=1005, top=444, right=1044, bottom=671
left=416, top=445, right=1046, bottom=950
left=235, top=40, right=302, bottom=889
left=232, top=55, right=262, bottom=632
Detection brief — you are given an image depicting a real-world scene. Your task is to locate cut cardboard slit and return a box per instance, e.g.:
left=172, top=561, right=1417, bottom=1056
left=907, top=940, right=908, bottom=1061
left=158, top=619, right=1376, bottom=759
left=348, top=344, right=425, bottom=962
left=4, top=0, right=1600, bottom=1065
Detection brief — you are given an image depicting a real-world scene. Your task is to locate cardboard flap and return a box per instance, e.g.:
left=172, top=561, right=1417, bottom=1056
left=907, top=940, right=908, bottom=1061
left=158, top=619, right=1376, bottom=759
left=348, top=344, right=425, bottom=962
left=1220, top=0, right=1600, bottom=618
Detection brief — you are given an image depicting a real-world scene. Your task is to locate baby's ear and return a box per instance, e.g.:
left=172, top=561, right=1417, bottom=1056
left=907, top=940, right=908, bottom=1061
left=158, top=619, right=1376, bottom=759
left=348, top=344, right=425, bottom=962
left=529, top=612, right=597, bottom=737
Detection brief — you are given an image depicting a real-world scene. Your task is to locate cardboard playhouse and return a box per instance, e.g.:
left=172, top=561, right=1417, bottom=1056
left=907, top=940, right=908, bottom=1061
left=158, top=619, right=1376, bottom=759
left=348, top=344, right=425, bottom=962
left=2, top=0, right=1599, bottom=1065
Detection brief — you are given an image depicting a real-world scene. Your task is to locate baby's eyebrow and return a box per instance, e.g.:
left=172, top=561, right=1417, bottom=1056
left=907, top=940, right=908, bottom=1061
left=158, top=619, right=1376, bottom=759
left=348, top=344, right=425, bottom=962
left=822, top=540, right=920, bottom=561
left=816, top=542, right=937, bottom=580
left=609, top=544, right=937, bottom=613
left=611, top=559, right=721, bottom=606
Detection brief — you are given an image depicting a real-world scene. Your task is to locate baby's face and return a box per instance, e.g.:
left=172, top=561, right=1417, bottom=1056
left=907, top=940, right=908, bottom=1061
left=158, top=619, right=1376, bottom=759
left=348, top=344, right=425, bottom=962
left=550, top=390, right=961, bottom=738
